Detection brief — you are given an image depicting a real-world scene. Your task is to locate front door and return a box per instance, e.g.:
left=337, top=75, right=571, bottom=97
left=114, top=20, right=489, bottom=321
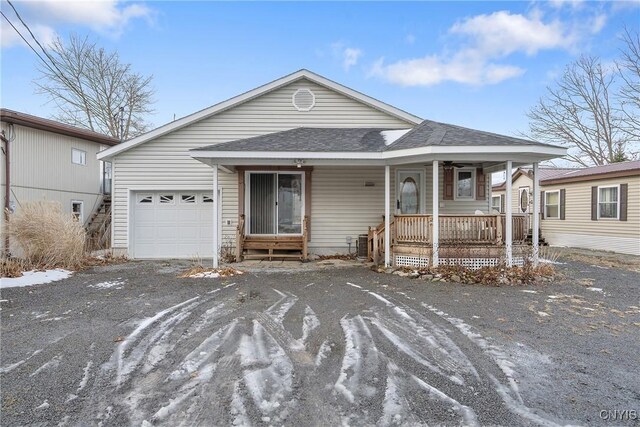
left=247, top=172, right=304, bottom=235
left=396, top=170, right=424, bottom=214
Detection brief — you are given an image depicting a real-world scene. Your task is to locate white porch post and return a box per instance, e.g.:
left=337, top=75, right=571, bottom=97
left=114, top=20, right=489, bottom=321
left=532, top=162, right=540, bottom=266
left=432, top=160, right=439, bottom=267
left=384, top=165, right=391, bottom=267
left=505, top=160, right=513, bottom=267
left=212, top=163, right=219, bottom=268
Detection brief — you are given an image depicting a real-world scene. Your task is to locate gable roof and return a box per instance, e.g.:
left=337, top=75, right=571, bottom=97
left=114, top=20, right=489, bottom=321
left=1, top=108, right=119, bottom=146
left=194, top=120, right=562, bottom=155
left=540, top=160, right=640, bottom=185
left=492, top=166, right=578, bottom=191
left=199, top=127, right=391, bottom=153
left=97, top=69, right=423, bottom=160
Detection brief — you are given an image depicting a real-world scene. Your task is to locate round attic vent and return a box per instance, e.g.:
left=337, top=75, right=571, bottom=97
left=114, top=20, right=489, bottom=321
left=292, top=88, right=316, bottom=111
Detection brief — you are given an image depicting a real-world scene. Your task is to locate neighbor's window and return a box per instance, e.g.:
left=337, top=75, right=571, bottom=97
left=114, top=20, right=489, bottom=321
left=71, top=201, right=83, bottom=223
left=72, top=148, right=86, bottom=165
left=545, top=190, right=560, bottom=219
left=598, top=186, right=619, bottom=219
left=492, top=195, right=502, bottom=212
left=456, top=169, right=474, bottom=199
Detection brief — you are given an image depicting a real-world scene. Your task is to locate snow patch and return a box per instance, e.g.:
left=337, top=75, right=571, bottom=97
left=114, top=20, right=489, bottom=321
left=521, top=290, right=538, bottom=294
left=31, top=354, right=62, bottom=377
left=587, top=287, right=603, bottom=293
left=1, top=269, right=72, bottom=289
left=315, top=340, right=331, bottom=367
left=0, top=349, right=42, bottom=373
left=537, top=311, right=550, bottom=317
left=88, top=279, right=125, bottom=289
left=35, top=400, right=50, bottom=410
left=381, top=129, right=411, bottom=146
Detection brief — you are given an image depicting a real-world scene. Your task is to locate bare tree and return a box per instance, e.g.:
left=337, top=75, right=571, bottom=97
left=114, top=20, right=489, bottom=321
left=618, top=28, right=640, bottom=140
left=527, top=56, right=630, bottom=167
left=35, top=34, right=154, bottom=140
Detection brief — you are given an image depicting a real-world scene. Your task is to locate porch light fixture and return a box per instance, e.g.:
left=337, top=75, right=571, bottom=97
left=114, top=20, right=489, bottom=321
left=294, top=159, right=305, bottom=168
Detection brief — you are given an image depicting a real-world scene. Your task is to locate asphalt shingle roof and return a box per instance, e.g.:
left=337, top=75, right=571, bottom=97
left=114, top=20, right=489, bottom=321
left=197, top=127, right=389, bottom=152
left=541, top=160, right=640, bottom=183
left=194, top=120, right=561, bottom=154
left=385, top=119, right=558, bottom=151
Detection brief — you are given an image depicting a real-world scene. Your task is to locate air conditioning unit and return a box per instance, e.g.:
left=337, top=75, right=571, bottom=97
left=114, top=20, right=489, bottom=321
left=357, top=234, right=369, bottom=258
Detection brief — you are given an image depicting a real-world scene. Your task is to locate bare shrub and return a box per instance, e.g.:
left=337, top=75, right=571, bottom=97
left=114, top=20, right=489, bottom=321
left=5, top=201, right=86, bottom=269
left=1, top=257, right=25, bottom=278
left=220, top=237, right=236, bottom=263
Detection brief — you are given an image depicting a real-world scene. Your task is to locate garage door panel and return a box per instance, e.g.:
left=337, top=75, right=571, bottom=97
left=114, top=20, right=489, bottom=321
left=132, top=191, right=215, bottom=259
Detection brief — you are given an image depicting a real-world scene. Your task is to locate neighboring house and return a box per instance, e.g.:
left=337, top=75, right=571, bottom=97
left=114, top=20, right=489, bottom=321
left=539, top=161, right=640, bottom=256
left=491, top=167, right=577, bottom=230
left=97, top=69, right=565, bottom=267
left=1, top=109, right=118, bottom=253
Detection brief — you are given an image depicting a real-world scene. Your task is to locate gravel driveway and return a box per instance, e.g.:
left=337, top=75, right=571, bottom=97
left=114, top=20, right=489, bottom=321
left=1, top=259, right=639, bottom=426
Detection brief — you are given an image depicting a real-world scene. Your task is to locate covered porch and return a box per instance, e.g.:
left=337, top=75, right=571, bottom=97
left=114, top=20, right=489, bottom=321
left=190, top=122, right=566, bottom=268
left=369, top=213, right=530, bottom=268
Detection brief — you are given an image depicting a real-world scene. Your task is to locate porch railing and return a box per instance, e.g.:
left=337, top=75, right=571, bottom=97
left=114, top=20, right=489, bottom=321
left=394, top=214, right=528, bottom=246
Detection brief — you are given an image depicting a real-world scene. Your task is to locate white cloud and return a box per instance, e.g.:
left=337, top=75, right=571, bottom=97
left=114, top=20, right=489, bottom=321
left=1, top=0, right=154, bottom=49
left=343, top=47, right=362, bottom=71
left=548, top=0, right=585, bottom=10
left=370, top=53, right=524, bottom=87
left=331, top=42, right=363, bottom=71
left=371, top=8, right=606, bottom=87
left=449, top=10, right=574, bottom=56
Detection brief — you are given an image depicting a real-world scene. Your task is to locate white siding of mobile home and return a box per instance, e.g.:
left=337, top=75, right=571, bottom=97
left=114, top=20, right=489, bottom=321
left=0, top=122, right=105, bottom=227
left=111, top=78, right=415, bottom=255
left=541, top=176, right=640, bottom=255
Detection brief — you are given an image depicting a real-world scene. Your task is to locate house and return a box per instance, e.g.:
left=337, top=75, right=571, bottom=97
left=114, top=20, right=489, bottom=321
left=97, top=69, right=566, bottom=268
left=539, top=161, right=640, bottom=256
left=491, top=167, right=577, bottom=234
left=1, top=109, right=118, bottom=253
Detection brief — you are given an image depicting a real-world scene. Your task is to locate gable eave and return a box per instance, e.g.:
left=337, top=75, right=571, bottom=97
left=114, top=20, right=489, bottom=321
left=97, top=69, right=422, bottom=160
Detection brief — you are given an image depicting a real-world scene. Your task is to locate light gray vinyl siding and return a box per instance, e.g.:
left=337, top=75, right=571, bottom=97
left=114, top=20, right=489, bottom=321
left=112, top=78, right=413, bottom=252
left=0, top=122, right=105, bottom=226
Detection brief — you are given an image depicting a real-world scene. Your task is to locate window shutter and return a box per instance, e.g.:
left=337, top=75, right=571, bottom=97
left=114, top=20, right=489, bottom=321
left=475, top=168, right=486, bottom=200
left=560, top=189, right=566, bottom=220
left=443, top=168, right=454, bottom=200
left=540, top=191, right=545, bottom=220
left=591, top=186, right=598, bottom=221
left=500, top=194, right=505, bottom=213
left=620, top=183, right=628, bottom=221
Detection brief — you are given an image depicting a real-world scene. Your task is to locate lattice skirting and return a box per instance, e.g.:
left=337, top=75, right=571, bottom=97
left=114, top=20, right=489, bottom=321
left=395, top=255, right=525, bottom=269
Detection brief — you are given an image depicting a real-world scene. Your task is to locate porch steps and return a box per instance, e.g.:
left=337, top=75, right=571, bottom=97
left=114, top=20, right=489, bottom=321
left=240, top=236, right=305, bottom=261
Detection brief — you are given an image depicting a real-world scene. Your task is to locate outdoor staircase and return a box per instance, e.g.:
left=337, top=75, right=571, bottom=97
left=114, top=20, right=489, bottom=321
left=87, top=195, right=111, bottom=251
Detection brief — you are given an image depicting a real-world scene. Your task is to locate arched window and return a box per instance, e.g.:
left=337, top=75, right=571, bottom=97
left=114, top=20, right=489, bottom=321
left=400, top=177, right=419, bottom=214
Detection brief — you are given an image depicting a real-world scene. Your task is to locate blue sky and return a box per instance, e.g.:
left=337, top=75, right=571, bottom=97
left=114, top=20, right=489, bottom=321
left=1, top=1, right=638, bottom=137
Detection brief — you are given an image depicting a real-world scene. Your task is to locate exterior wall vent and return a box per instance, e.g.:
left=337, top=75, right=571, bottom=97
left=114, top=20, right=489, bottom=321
left=292, top=88, right=316, bottom=111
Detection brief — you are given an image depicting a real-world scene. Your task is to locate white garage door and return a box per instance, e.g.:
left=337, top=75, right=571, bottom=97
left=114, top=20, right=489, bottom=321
left=132, top=191, right=218, bottom=259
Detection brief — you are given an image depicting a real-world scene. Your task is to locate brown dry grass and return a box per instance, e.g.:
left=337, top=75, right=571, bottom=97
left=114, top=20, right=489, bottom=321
left=5, top=201, right=86, bottom=270
left=178, top=266, right=244, bottom=278
left=0, top=258, right=25, bottom=278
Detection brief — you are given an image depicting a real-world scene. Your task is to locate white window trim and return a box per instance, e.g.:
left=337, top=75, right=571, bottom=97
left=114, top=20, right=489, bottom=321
left=180, top=194, right=197, bottom=204
left=159, top=194, right=175, bottom=205
left=72, top=148, right=86, bottom=165
left=492, top=194, right=502, bottom=213
left=71, top=200, right=84, bottom=223
left=245, top=171, right=305, bottom=236
left=597, top=184, right=620, bottom=220
left=545, top=190, right=560, bottom=219
left=454, top=168, right=476, bottom=200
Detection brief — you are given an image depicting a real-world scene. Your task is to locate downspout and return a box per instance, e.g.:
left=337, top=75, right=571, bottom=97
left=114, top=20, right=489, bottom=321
left=1, top=128, right=10, bottom=256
